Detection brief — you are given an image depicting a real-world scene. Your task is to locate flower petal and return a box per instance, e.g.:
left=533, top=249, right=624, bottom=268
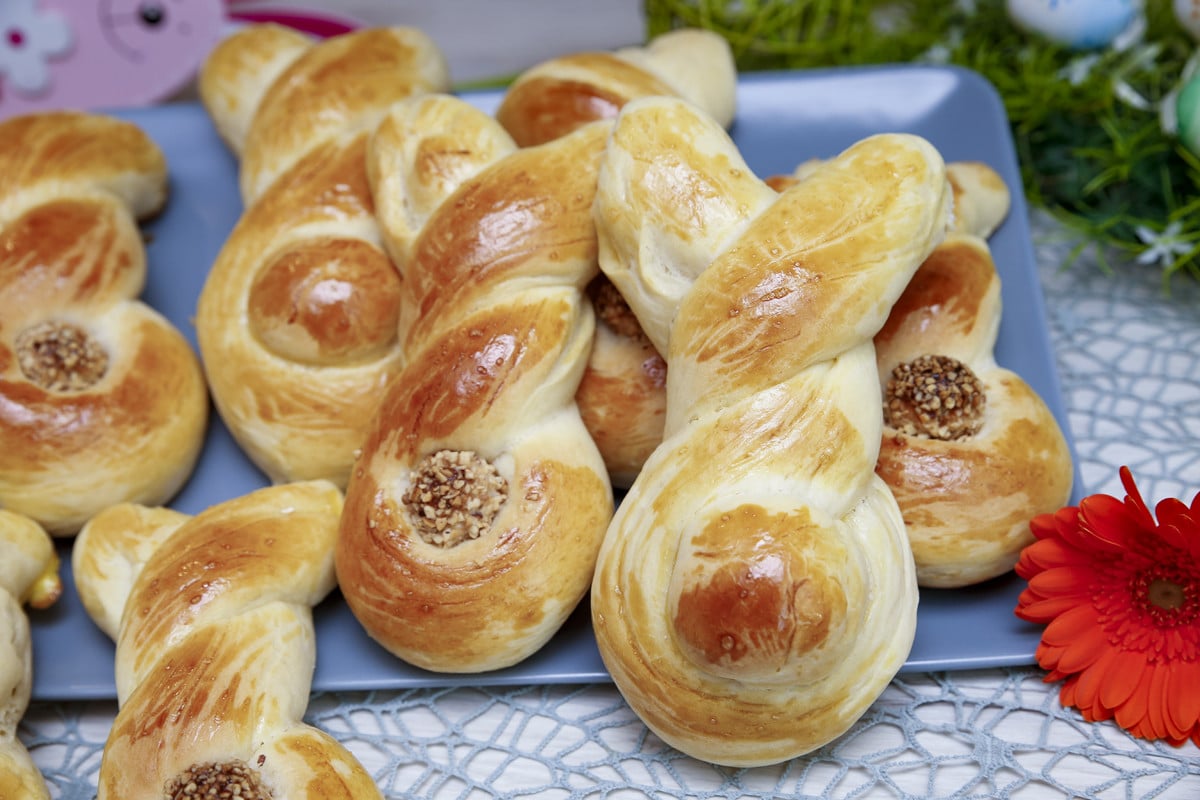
left=1079, top=495, right=1139, bottom=550
left=1040, top=602, right=1099, bottom=646
left=1027, top=564, right=1094, bottom=600
left=1098, top=648, right=1147, bottom=710
left=1115, top=673, right=1151, bottom=733
left=1166, top=663, right=1200, bottom=742
left=1119, top=466, right=1157, bottom=527
left=1015, top=541, right=1083, bottom=582
left=1070, top=653, right=1113, bottom=718
left=1145, top=666, right=1177, bottom=741
left=1054, top=627, right=1109, bottom=675
left=1017, top=594, right=1088, bottom=623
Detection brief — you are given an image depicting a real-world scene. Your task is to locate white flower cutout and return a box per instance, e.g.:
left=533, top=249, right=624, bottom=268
left=0, top=0, right=72, bottom=96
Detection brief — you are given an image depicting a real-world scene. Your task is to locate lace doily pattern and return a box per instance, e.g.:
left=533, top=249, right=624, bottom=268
left=20, top=217, right=1200, bottom=798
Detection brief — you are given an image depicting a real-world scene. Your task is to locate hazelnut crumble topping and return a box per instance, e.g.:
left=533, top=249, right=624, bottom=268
left=165, top=760, right=272, bottom=800
left=15, top=320, right=109, bottom=392
left=402, top=449, right=508, bottom=547
left=885, top=354, right=985, bottom=440
left=590, top=277, right=646, bottom=340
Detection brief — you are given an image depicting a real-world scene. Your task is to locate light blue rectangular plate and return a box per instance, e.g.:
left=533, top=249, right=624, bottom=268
left=29, top=65, right=1081, bottom=700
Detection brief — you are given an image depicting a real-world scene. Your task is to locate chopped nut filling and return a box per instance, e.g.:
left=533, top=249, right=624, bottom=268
left=15, top=320, right=109, bottom=392
left=402, top=449, right=508, bottom=547
left=589, top=276, right=646, bottom=341
left=165, top=760, right=272, bottom=800
left=885, top=354, right=985, bottom=440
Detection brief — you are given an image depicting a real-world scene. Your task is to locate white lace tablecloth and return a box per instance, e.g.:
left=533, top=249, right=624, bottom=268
left=20, top=215, right=1200, bottom=798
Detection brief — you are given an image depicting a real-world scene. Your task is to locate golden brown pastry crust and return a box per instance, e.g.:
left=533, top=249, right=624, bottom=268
left=576, top=275, right=668, bottom=486
left=335, top=96, right=613, bottom=673
left=496, top=28, right=736, bottom=147
left=496, top=29, right=736, bottom=487
left=72, top=481, right=381, bottom=800
left=874, top=233, right=1074, bottom=587
left=0, top=511, right=60, bottom=800
left=196, top=26, right=449, bottom=486
left=591, top=96, right=950, bottom=766
left=0, top=111, right=208, bottom=536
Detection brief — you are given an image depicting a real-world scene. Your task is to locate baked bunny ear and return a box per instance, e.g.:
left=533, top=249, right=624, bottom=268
left=232, top=27, right=449, bottom=204
left=198, top=23, right=312, bottom=159
left=196, top=26, right=451, bottom=488
left=874, top=233, right=1073, bottom=588
left=0, top=510, right=60, bottom=800
left=73, top=481, right=382, bottom=800
left=768, top=158, right=1011, bottom=240
left=496, top=27, right=736, bottom=147
left=367, top=94, right=518, bottom=272
left=946, top=161, right=1011, bottom=238
left=0, top=112, right=208, bottom=536
left=595, top=96, right=775, bottom=356
left=591, top=96, right=950, bottom=767
left=337, top=103, right=613, bottom=674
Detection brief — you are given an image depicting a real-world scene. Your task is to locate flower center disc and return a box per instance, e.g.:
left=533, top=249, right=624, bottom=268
left=1148, top=578, right=1186, bottom=611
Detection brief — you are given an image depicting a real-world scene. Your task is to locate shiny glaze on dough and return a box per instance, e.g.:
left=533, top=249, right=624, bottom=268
left=0, top=112, right=206, bottom=536
left=592, top=96, right=949, bottom=766
left=337, top=101, right=613, bottom=673
left=874, top=234, right=1073, bottom=587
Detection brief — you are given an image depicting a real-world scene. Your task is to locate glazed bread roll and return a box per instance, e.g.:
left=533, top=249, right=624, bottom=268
left=0, top=511, right=61, bottom=800
left=496, top=29, right=736, bottom=486
left=495, top=28, right=736, bottom=147
left=72, top=481, right=381, bottom=800
left=768, top=158, right=1059, bottom=586
left=591, top=96, right=950, bottom=766
left=196, top=25, right=449, bottom=486
left=0, top=111, right=208, bottom=536
left=335, top=95, right=613, bottom=673
left=874, top=232, right=1074, bottom=587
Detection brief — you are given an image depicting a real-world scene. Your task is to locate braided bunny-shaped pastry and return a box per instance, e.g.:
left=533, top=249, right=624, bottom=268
left=497, top=29, right=737, bottom=487
left=874, top=231, right=1073, bottom=587
left=776, top=158, right=1073, bottom=586
left=0, top=112, right=208, bottom=536
left=0, top=511, right=61, bottom=800
left=335, top=96, right=613, bottom=673
left=72, top=481, right=381, bottom=800
left=196, top=26, right=449, bottom=486
left=591, top=97, right=951, bottom=766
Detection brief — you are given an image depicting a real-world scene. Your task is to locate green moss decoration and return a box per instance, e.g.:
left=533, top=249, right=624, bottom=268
left=645, top=0, right=1200, bottom=283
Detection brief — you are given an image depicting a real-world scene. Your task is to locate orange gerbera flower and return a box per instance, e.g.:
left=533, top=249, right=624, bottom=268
left=1014, top=466, right=1200, bottom=747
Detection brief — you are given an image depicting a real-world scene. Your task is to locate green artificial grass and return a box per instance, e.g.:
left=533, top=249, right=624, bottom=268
left=645, top=0, right=1200, bottom=284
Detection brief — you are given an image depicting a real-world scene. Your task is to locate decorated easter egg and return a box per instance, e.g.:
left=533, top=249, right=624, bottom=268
left=1006, top=0, right=1139, bottom=49
left=1177, top=0, right=1200, bottom=40
left=1178, top=73, right=1200, bottom=156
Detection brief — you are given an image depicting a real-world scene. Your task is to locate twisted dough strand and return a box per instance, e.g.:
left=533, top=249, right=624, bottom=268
left=591, top=97, right=950, bottom=766
left=196, top=26, right=449, bottom=486
left=769, top=159, right=1068, bottom=586
left=496, top=29, right=737, bottom=487
left=335, top=96, right=613, bottom=673
left=0, top=511, right=60, bottom=800
left=0, top=112, right=208, bottom=535
left=73, top=481, right=380, bottom=800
